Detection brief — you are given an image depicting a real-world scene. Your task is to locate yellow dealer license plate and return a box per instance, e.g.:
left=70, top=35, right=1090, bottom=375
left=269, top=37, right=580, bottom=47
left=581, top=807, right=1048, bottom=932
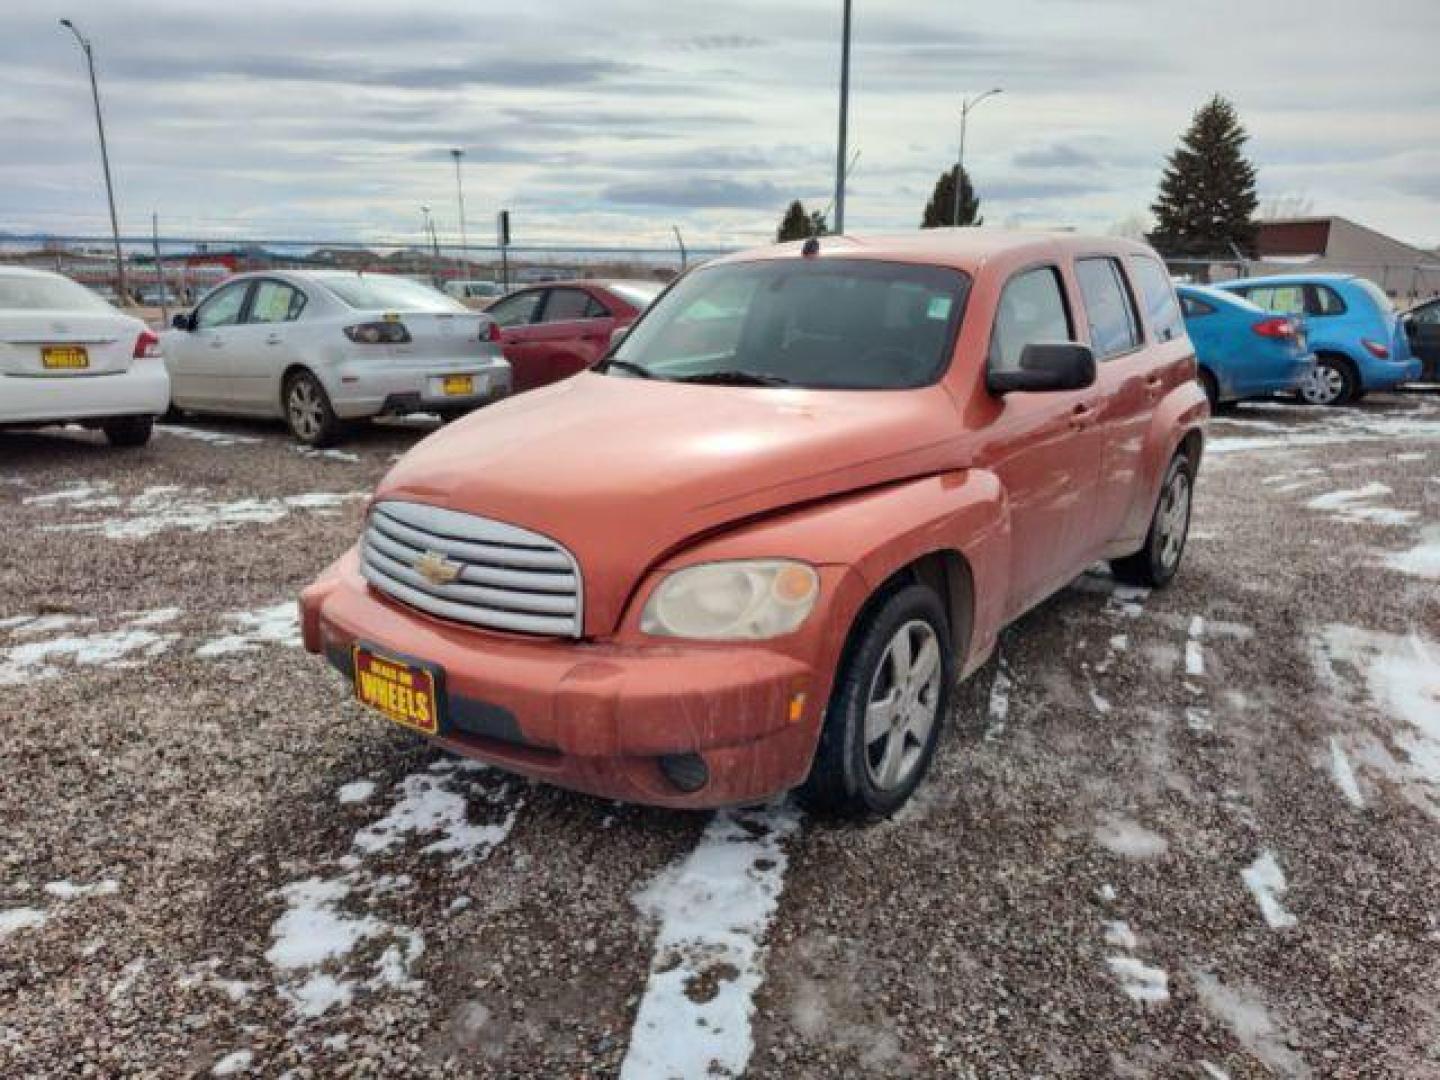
left=353, top=645, right=441, bottom=736
left=442, top=375, right=474, bottom=396
left=42, top=346, right=89, bottom=370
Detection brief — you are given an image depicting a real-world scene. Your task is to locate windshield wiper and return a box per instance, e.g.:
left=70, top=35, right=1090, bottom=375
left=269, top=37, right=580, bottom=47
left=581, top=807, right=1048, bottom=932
left=605, top=358, right=656, bottom=379
left=671, top=369, right=793, bottom=387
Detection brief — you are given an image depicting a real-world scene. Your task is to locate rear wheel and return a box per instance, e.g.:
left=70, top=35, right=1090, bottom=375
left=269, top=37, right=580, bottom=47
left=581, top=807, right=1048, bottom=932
left=102, top=416, right=154, bottom=448
left=283, top=370, right=342, bottom=447
left=799, top=583, right=954, bottom=818
left=1299, top=354, right=1356, bottom=406
left=1110, top=451, right=1193, bottom=589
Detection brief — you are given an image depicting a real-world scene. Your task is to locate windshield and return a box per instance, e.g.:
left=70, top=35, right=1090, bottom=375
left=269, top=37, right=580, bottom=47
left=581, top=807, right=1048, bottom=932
left=605, top=259, right=969, bottom=389
left=0, top=273, right=116, bottom=313
left=317, top=274, right=466, bottom=312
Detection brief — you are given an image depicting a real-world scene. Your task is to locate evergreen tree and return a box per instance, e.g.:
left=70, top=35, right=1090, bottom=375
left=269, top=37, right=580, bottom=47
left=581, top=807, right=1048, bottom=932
left=776, top=200, right=827, bottom=242
left=1150, top=95, right=1259, bottom=257
left=920, top=167, right=981, bottom=228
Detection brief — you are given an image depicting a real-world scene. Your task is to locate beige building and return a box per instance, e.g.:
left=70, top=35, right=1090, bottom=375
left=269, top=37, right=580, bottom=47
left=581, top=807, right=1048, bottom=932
left=1246, top=216, right=1440, bottom=306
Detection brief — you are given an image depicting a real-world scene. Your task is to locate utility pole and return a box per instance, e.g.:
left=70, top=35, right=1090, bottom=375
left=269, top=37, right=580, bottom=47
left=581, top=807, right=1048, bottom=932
left=421, top=206, right=441, bottom=287
left=833, top=0, right=853, bottom=234
left=672, top=225, right=688, bottom=272
left=953, top=88, right=1003, bottom=228
left=450, top=148, right=468, bottom=273
left=60, top=18, right=127, bottom=303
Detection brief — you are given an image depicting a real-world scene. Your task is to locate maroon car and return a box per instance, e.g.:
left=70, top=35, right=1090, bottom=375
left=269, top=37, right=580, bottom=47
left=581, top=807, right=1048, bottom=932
left=486, top=280, right=663, bottom=393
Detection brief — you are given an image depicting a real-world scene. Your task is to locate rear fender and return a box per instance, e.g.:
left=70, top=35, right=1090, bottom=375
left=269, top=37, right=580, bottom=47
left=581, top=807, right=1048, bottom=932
left=1112, top=382, right=1208, bottom=554
left=634, top=470, right=1011, bottom=679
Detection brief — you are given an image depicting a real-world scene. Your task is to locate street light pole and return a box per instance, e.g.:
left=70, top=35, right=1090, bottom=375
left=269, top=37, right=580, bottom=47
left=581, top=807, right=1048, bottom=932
left=953, top=88, right=1003, bottom=228
left=833, top=0, right=852, bottom=234
left=60, top=18, right=127, bottom=302
left=449, top=148, right=468, bottom=271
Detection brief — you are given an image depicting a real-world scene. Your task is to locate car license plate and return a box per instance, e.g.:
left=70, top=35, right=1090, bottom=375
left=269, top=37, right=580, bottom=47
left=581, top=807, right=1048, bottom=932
left=442, top=375, right=474, bottom=396
left=42, top=346, right=89, bottom=370
left=352, top=645, right=442, bottom=736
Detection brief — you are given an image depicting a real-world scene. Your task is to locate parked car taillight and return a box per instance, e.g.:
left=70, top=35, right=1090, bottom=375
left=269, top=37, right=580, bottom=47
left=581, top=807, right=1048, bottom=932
left=480, top=319, right=501, bottom=343
left=1360, top=338, right=1391, bottom=359
left=132, top=328, right=162, bottom=358
left=344, top=321, right=411, bottom=344
left=1251, top=317, right=1298, bottom=339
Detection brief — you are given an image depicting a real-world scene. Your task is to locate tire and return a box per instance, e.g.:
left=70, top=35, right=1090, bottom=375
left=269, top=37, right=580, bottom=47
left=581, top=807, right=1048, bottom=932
left=1298, top=354, right=1356, bottom=407
left=799, top=583, right=954, bottom=819
left=1110, top=452, right=1193, bottom=589
left=283, top=370, right=342, bottom=447
left=102, top=416, right=153, bottom=448
left=1198, top=368, right=1220, bottom=411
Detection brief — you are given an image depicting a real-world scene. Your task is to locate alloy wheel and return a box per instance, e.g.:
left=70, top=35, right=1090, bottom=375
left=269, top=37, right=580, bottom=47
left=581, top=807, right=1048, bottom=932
left=287, top=378, right=324, bottom=441
left=1157, top=469, right=1191, bottom=571
left=1300, top=363, right=1345, bottom=405
left=863, top=620, right=942, bottom=791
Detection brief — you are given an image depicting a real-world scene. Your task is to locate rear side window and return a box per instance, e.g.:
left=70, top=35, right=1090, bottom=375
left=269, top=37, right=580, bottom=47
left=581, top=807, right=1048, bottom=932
left=1181, top=295, right=1215, bottom=318
left=1242, top=285, right=1306, bottom=317
left=247, top=281, right=306, bottom=324
left=1127, top=256, right=1184, bottom=342
left=541, top=288, right=597, bottom=323
left=988, top=266, right=1072, bottom=374
left=1075, top=257, right=1141, bottom=359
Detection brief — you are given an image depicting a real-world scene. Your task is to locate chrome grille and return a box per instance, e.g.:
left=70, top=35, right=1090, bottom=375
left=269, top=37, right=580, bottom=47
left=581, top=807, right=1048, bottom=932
left=361, top=501, right=582, bottom=637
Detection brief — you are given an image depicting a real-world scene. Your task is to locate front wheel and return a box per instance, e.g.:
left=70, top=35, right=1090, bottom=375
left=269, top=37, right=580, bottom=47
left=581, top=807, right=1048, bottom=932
left=1298, top=356, right=1355, bottom=406
left=1110, top=452, right=1193, bottom=589
left=799, top=583, right=954, bottom=818
left=284, top=370, right=342, bottom=447
left=102, top=416, right=153, bottom=447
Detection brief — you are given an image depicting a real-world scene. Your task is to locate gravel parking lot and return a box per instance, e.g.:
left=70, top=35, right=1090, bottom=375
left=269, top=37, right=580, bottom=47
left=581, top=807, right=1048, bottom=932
left=2, top=394, right=1438, bottom=1078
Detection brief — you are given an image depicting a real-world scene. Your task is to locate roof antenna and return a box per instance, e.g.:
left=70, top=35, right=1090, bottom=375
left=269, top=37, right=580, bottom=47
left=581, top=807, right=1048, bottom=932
left=802, top=237, right=821, bottom=257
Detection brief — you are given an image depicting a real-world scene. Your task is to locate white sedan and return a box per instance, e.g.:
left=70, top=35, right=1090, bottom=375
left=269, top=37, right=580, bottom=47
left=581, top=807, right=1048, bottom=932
left=0, top=267, right=169, bottom=447
left=162, top=270, right=511, bottom=446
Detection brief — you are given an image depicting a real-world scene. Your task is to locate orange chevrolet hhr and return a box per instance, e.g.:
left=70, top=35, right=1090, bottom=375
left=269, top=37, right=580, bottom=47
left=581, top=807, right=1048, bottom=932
left=300, top=232, right=1207, bottom=816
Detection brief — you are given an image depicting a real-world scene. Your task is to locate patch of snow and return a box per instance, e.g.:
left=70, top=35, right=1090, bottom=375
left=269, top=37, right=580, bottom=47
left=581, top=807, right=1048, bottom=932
left=42, top=487, right=366, bottom=540
left=1186, top=616, right=1206, bottom=676
left=196, top=602, right=301, bottom=657
left=0, top=613, right=179, bottom=685
left=1383, top=526, right=1440, bottom=580
left=352, top=766, right=520, bottom=867
left=1199, top=1062, right=1232, bottom=1080
left=1305, top=483, right=1417, bottom=526
left=1106, top=956, right=1169, bottom=1005
left=1328, top=737, right=1364, bottom=808
left=1093, top=815, right=1168, bottom=860
left=1097, top=883, right=1117, bottom=903
left=1241, top=850, right=1297, bottom=930
left=1089, top=688, right=1112, bottom=715
left=0, top=908, right=47, bottom=937
left=620, top=804, right=802, bottom=1080
left=295, top=446, right=361, bottom=463
left=158, top=425, right=261, bottom=447
left=1191, top=969, right=1312, bottom=1078
left=1103, top=920, right=1138, bottom=951
left=1186, top=707, right=1214, bottom=734
left=44, top=879, right=119, bottom=900
left=211, top=1049, right=254, bottom=1076
left=1110, top=634, right=1129, bottom=652
left=337, top=780, right=377, bottom=805
left=985, top=659, right=1012, bottom=740
left=22, top=481, right=121, bottom=509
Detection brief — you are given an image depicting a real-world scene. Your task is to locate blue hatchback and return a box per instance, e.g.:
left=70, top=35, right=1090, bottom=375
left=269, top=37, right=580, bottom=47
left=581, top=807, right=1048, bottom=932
left=1216, top=273, right=1420, bottom=405
left=1178, top=284, right=1314, bottom=407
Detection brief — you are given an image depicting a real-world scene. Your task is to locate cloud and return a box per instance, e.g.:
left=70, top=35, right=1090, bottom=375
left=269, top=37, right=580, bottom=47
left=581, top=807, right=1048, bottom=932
left=1012, top=144, right=1099, bottom=169
left=601, top=177, right=786, bottom=210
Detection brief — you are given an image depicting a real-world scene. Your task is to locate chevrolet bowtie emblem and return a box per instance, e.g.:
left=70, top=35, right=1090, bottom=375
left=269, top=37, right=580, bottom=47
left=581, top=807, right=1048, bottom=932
left=415, top=550, right=462, bottom=586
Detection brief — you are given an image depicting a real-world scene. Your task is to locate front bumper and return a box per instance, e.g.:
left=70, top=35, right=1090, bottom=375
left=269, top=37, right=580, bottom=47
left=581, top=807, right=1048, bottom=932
left=331, top=361, right=512, bottom=419
left=300, top=549, right=826, bottom=808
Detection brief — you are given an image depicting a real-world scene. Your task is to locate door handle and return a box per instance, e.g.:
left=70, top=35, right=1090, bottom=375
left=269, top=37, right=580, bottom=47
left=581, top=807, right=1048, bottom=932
left=265, top=334, right=283, bottom=346
left=1069, top=402, right=1096, bottom=430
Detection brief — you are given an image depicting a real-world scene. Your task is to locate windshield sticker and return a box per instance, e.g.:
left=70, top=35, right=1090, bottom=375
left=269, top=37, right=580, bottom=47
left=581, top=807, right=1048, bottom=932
left=927, top=296, right=952, bottom=320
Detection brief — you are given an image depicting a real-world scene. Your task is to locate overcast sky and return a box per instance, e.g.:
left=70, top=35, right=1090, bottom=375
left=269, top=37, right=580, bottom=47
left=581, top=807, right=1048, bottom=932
left=3, top=0, right=1437, bottom=252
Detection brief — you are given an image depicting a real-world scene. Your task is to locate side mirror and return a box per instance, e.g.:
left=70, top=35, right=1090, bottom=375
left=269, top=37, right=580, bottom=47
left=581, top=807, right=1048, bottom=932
left=988, top=342, right=1096, bottom=395
left=171, top=311, right=194, bottom=331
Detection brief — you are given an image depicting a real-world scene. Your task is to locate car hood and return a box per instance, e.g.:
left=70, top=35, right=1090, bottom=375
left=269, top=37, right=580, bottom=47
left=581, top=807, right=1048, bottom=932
left=375, top=373, right=966, bottom=633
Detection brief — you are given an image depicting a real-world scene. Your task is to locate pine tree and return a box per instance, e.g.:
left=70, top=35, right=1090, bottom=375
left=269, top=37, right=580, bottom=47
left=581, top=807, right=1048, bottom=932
left=920, top=167, right=981, bottom=228
left=776, top=200, right=827, bottom=242
left=1150, top=96, right=1259, bottom=257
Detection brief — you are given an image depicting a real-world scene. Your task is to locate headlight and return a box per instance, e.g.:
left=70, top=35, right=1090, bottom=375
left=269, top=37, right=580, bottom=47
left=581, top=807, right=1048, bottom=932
left=640, top=560, right=819, bottom=641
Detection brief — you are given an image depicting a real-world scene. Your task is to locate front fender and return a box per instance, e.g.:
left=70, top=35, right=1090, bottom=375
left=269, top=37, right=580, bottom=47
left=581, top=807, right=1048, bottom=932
left=624, top=470, right=1012, bottom=678
left=1113, top=381, right=1208, bottom=553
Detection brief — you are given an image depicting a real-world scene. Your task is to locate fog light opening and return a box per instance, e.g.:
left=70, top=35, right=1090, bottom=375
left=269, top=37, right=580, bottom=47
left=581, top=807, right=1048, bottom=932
left=659, top=752, right=709, bottom=794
